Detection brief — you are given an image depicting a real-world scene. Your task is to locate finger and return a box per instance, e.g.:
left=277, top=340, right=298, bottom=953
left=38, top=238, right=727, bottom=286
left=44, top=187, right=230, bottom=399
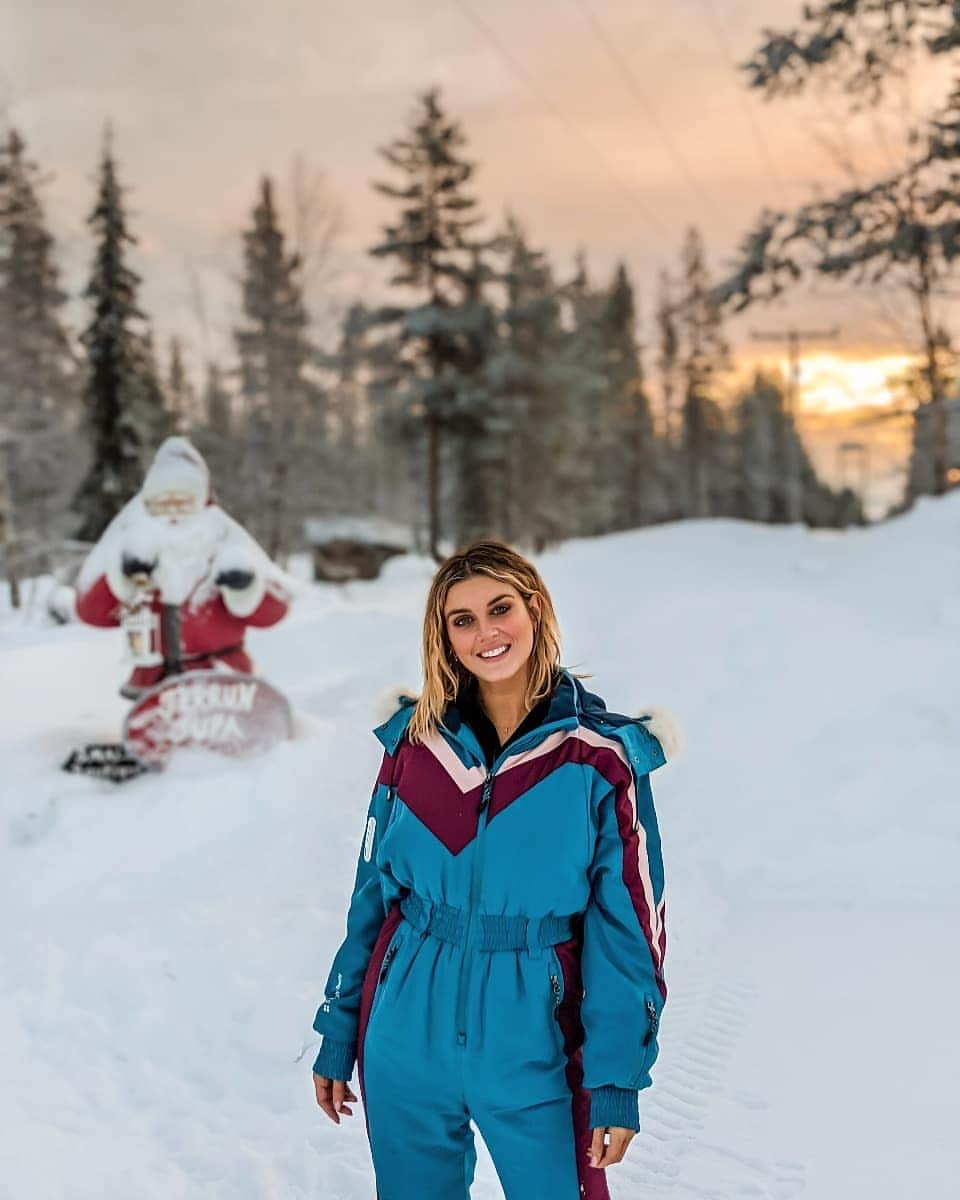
left=313, top=1075, right=340, bottom=1125
left=588, top=1127, right=606, bottom=1168
left=596, top=1128, right=635, bottom=1167
left=332, top=1080, right=348, bottom=1114
left=344, top=1084, right=358, bottom=1102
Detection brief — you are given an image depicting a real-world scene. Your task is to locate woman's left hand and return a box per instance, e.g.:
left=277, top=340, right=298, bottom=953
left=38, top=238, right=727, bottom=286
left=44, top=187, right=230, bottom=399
left=588, top=1125, right=636, bottom=1168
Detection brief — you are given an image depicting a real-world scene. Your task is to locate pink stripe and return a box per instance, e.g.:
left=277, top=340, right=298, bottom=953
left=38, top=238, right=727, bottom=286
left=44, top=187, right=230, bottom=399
left=573, top=728, right=664, bottom=977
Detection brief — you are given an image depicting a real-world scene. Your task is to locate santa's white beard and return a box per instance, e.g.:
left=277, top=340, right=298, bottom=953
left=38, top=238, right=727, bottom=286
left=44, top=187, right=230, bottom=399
left=141, top=509, right=225, bottom=607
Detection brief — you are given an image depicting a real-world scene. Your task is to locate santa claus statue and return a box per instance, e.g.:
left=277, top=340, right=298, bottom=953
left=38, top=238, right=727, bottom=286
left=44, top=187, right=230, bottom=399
left=75, top=437, right=292, bottom=699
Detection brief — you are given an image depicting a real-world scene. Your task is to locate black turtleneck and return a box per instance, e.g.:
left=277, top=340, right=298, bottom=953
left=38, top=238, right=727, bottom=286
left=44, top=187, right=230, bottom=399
left=455, top=673, right=556, bottom=769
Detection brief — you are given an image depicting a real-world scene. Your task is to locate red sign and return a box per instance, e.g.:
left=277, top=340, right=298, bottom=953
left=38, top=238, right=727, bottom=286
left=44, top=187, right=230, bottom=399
left=123, top=672, right=293, bottom=765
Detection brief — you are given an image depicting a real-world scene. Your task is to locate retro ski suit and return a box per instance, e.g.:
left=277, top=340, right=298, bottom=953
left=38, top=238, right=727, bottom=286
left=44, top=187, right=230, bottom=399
left=312, top=667, right=668, bottom=1200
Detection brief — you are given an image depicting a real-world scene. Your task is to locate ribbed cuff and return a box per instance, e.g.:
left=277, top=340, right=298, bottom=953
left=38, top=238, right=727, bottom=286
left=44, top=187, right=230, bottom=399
left=589, top=1086, right=641, bottom=1132
left=312, top=1037, right=356, bottom=1082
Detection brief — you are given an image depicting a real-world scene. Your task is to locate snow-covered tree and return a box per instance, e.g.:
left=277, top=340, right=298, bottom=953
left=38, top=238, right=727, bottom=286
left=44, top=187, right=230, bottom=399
left=366, top=87, right=491, bottom=559
left=720, top=0, right=960, bottom=501
left=74, top=129, right=168, bottom=542
left=234, top=175, right=320, bottom=559
left=483, top=214, right=565, bottom=549
left=598, top=262, right=664, bottom=527
left=167, top=336, right=197, bottom=432
left=677, top=227, right=730, bottom=518
left=0, top=127, right=79, bottom=575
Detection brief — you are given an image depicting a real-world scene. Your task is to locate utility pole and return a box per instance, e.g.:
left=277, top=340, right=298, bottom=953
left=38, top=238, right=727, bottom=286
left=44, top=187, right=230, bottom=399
left=750, top=326, right=840, bottom=523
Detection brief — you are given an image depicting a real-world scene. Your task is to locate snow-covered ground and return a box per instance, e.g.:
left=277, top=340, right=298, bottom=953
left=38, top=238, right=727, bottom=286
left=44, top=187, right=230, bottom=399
left=2, top=500, right=958, bottom=1200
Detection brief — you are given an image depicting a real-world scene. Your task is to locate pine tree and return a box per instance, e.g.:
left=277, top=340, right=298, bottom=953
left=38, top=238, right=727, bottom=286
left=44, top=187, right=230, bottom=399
left=234, top=175, right=318, bottom=558
left=0, top=127, right=79, bottom=572
left=599, top=262, right=663, bottom=527
left=203, top=361, right=232, bottom=439
left=74, top=130, right=167, bottom=541
left=556, top=252, right=609, bottom=537
left=483, top=214, right=565, bottom=550
left=677, top=228, right=729, bottom=518
left=720, top=1, right=960, bottom=502
left=167, top=336, right=197, bottom=431
left=367, top=87, right=490, bottom=558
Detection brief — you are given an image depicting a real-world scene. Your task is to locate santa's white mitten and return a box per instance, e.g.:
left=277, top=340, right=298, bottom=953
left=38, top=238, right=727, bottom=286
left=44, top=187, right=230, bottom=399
left=215, top=564, right=266, bottom=618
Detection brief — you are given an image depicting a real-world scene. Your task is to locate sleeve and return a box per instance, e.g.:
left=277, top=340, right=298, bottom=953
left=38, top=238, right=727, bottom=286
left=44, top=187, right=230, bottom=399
left=580, top=766, right=666, bottom=1131
left=311, top=752, right=395, bottom=1082
left=74, top=572, right=129, bottom=626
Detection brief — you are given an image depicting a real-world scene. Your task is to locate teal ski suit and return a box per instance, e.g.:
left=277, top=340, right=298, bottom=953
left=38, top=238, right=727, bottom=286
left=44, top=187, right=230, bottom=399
left=312, top=667, right=669, bottom=1200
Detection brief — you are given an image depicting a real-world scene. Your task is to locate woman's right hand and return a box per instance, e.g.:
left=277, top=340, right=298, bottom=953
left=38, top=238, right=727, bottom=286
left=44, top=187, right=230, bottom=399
left=313, top=1073, right=358, bottom=1125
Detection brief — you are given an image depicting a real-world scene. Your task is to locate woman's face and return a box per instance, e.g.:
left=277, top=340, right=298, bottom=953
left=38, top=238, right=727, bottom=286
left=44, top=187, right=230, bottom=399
left=443, top=576, right=540, bottom=686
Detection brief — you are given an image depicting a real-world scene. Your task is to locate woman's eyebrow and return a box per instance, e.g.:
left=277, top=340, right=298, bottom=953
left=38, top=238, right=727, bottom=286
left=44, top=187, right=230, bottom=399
left=445, top=593, right=513, bottom=618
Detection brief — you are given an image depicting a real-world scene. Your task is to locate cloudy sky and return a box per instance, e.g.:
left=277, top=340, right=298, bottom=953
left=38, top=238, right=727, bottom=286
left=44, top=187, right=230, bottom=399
left=4, top=0, right=949, bottom=430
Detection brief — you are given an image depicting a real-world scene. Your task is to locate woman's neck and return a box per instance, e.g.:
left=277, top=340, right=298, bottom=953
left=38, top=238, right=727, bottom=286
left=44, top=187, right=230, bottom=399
left=475, top=670, right=533, bottom=740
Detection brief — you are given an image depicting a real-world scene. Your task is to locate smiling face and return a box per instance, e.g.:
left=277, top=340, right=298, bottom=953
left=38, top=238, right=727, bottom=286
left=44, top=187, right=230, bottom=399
left=443, top=574, right=541, bottom=687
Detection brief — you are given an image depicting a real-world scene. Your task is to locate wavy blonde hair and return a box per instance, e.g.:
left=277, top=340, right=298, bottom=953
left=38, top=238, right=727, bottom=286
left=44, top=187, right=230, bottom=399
left=405, top=537, right=584, bottom=745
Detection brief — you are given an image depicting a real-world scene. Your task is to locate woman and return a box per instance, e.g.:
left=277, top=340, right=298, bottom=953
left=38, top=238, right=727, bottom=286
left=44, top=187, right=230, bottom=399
left=312, top=539, right=673, bottom=1200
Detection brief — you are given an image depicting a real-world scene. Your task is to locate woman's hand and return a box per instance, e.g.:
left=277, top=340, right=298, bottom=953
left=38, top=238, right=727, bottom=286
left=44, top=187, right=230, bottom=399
left=588, top=1125, right=636, bottom=1168
left=313, top=1073, right=358, bottom=1125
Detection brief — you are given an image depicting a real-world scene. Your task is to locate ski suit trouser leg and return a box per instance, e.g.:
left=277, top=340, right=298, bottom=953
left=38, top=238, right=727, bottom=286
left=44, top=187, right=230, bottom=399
left=362, top=1024, right=582, bottom=1200
left=355, top=898, right=609, bottom=1200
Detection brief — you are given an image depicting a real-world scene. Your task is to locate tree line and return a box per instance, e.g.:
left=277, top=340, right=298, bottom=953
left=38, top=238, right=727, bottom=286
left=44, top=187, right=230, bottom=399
left=2, top=89, right=869, bottom=589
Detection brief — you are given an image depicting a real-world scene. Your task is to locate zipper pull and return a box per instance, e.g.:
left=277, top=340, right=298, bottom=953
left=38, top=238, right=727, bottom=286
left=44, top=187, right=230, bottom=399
left=642, top=997, right=659, bottom=1045
left=476, top=774, right=494, bottom=815
left=379, top=944, right=399, bottom=983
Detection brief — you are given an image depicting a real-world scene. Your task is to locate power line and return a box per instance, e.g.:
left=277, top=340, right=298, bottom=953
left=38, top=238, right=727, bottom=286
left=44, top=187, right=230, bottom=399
left=450, top=0, right=668, bottom=236
left=571, top=0, right=709, bottom=210
left=694, top=0, right=787, bottom=201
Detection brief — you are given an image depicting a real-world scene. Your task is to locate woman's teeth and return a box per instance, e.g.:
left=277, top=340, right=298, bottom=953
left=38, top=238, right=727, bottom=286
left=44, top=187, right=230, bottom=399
left=478, top=644, right=510, bottom=659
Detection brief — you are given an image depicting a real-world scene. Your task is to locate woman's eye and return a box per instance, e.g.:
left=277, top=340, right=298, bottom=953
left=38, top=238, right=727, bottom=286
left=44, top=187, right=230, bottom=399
left=452, top=604, right=509, bottom=628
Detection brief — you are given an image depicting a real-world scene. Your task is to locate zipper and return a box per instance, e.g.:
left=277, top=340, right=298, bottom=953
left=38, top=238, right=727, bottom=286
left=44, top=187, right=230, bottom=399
left=454, top=767, right=494, bottom=1045
left=379, top=940, right=400, bottom=985
left=450, top=714, right=580, bottom=1049
left=642, top=996, right=660, bottom=1046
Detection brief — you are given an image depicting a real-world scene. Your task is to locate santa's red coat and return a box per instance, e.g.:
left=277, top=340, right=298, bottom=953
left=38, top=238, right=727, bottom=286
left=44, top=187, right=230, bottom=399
left=75, top=574, right=288, bottom=697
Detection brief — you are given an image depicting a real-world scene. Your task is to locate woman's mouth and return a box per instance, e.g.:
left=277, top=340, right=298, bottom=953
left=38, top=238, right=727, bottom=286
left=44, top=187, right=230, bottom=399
left=477, top=643, right=511, bottom=661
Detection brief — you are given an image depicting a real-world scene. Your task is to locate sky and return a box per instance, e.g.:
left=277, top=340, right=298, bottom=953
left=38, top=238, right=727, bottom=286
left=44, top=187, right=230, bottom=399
left=3, top=0, right=952, bottom=509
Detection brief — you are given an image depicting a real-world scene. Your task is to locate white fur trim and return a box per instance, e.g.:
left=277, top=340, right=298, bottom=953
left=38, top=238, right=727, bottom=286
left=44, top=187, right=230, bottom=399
left=220, top=573, right=267, bottom=618
left=104, top=554, right=138, bottom=606
left=375, top=683, right=418, bottom=726
left=635, top=707, right=684, bottom=763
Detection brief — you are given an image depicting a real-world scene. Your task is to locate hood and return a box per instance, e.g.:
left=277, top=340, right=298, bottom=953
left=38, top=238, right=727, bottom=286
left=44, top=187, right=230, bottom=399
left=372, top=669, right=682, bottom=771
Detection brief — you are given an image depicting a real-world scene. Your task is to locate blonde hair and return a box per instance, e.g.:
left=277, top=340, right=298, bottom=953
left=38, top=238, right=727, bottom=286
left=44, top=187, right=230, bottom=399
left=405, top=537, right=584, bottom=745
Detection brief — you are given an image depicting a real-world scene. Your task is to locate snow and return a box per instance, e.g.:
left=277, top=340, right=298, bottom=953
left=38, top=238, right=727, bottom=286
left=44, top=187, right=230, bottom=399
left=2, top=499, right=959, bottom=1200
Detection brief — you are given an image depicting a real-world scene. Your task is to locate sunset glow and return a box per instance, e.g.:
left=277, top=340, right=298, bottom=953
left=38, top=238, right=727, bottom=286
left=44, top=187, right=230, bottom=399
left=793, top=353, right=916, bottom=415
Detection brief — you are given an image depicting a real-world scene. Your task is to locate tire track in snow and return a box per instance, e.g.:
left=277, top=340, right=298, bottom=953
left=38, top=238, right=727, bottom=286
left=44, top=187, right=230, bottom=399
left=609, top=907, right=807, bottom=1200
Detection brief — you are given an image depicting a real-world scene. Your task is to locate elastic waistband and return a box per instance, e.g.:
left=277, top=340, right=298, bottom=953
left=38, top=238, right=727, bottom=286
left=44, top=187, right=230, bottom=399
left=399, top=891, right=578, bottom=951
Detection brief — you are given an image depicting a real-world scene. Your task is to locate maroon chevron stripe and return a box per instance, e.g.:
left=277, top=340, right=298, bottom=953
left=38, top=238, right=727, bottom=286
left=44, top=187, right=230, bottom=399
left=392, top=741, right=483, bottom=855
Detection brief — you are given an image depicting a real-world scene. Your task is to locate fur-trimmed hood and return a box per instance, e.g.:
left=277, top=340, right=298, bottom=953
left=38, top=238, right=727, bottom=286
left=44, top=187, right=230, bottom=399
left=373, top=676, right=683, bottom=766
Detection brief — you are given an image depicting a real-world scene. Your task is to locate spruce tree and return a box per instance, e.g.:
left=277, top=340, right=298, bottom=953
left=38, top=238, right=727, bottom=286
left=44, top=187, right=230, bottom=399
left=677, top=228, right=729, bottom=518
left=599, top=262, right=663, bottom=527
left=491, top=215, right=563, bottom=548
left=0, top=127, right=78, bottom=568
left=367, top=87, right=490, bottom=558
left=74, top=130, right=167, bottom=541
left=719, top=0, right=960, bottom=501
left=234, top=175, right=318, bottom=558
left=167, top=336, right=197, bottom=431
